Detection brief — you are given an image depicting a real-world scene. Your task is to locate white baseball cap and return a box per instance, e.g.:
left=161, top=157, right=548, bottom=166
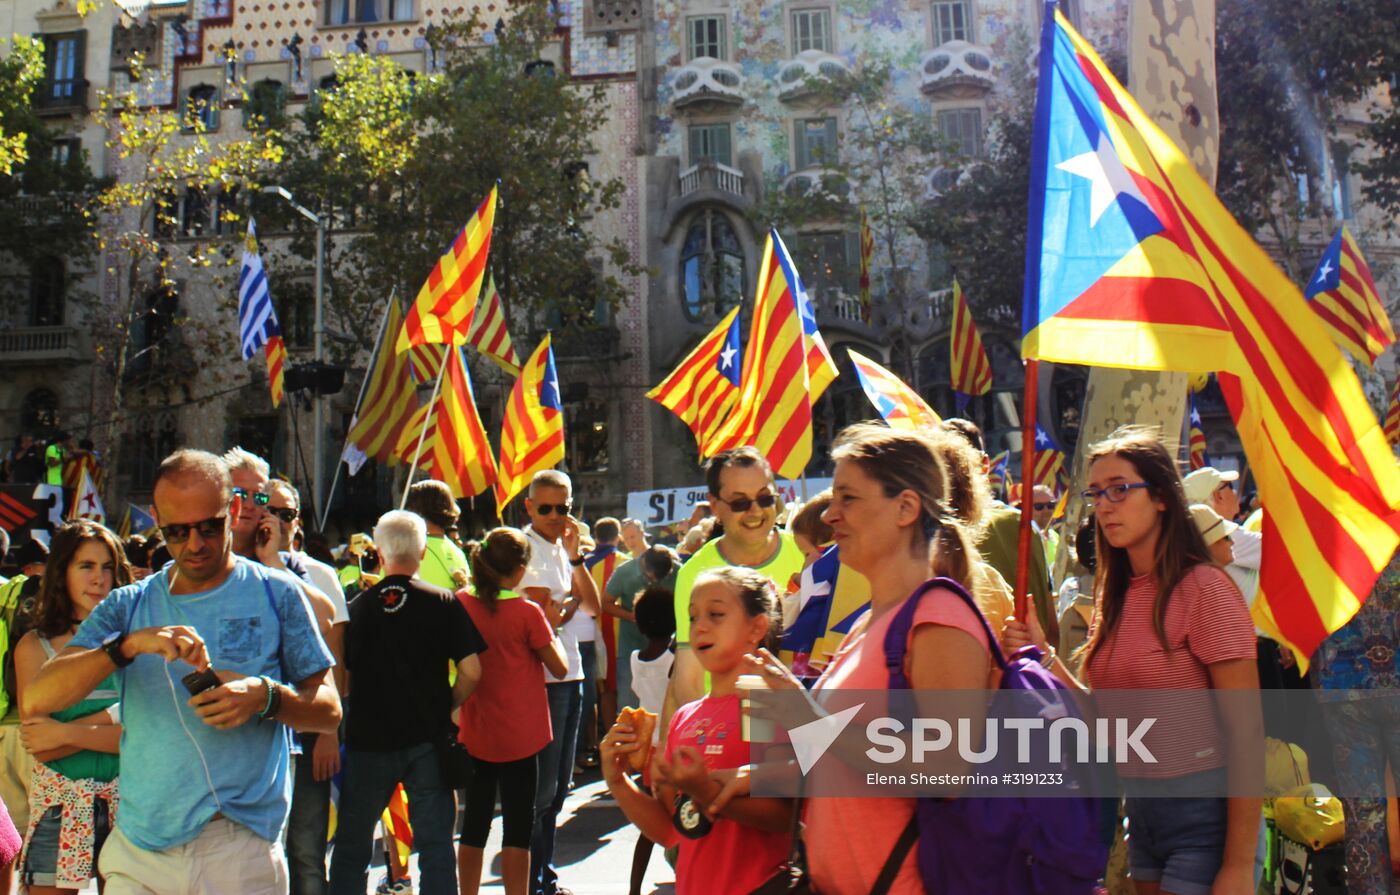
left=1190, top=503, right=1238, bottom=547
left=1182, top=467, right=1239, bottom=505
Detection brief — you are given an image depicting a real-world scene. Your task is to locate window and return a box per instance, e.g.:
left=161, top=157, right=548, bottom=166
left=181, top=190, right=210, bottom=237
left=794, top=117, right=838, bottom=169
left=388, top=0, right=413, bottom=19
left=687, top=16, right=726, bottom=60
left=567, top=400, right=610, bottom=472
left=938, top=107, right=983, bottom=158
left=325, top=0, right=411, bottom=25
left=21, top=388, right=60, bottom=434
left=214, top=186, right=240, bottom=235
left=793, top=232, right=857, bottom=299
left=931, top=1, right=970, bottom=44
left=127, top=411, right=179, bottom=489
left=28, top=256, right=65, bottom=326
left=243, top=79, right=286, bottom=130
left=1331, top=143, right=1354, bottom=220
left=688, top=124, right=733, bottom=167
left=50, top=138, right=80, bottom=167
left=791, top=9, right=831, bottom=53
left=680, top=209, right=746, bottom=321
left=37, top=32, right=85, bottom=109
left=182, top=85, right=219, bottom=132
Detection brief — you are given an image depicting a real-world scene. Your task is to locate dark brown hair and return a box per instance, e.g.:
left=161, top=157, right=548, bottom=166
left=704, top=446, right=772, bottom=498
left=34, top=521, right=132, bottom=638
left=1078, top=426, right=1212, bottom=670
left=830, top=423, right=977, bottom=589
left=925, top=427, right=992, bottom=540
left=693, top=566, right=781, bottom=653
left=790, top=491, right=834, bottom=546
left=467, top=527, right=531, bottom=608
left=406, top=480, right=460, bottom=532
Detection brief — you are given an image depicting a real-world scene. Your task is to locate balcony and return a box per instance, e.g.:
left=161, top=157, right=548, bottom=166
left=679, top=159, right=744, bottom=198
left=0, top=326, right=84, bottom=365
left=671, top=58, right=744, bottom=110
left=32, top=79, right=89, bottom=116
left=777, top=50, right=850, bottom=102
left=783, top=168, right=853, bottom=203
left=547, top=324, right=621, bottom=360
left=920, top=41, right=995, bottom=98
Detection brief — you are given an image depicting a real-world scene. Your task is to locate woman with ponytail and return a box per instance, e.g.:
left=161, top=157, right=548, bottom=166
left=456, top=529, right=567, bottom=895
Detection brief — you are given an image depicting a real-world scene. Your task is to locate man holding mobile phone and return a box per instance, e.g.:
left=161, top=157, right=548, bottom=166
left=22, top=449, right=340, bottom=895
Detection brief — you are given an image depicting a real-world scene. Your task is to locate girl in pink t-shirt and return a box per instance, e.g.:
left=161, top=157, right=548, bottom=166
left=457, top=528, right=567, bottom=895
left=600, top=567, right=794, bottom=894
left=1005, top=427, right=1260, bottom=895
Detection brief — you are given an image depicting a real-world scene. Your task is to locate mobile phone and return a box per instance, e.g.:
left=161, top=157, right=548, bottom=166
left=182, top=667, right=221, bottom=696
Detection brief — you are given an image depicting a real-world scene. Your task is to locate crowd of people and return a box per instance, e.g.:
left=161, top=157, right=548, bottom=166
left=0, top=419, right=1392, bottom=895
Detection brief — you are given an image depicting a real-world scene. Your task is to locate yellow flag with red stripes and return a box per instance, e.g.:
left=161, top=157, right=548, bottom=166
left=397, top=186, right=497, bottom=352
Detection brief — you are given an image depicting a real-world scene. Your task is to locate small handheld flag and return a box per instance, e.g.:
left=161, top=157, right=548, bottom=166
left=1303, top=226, right=1395, bottom=368
left=949, top=279, right=993, bottom=410
left=1030, top=423, right=1063, bottom=489
left=847, top=349, right=940, bottom=431
left=988, top=450, right=1010, bottom=497
left=858, top=207, right=874, bottom=324
left=467, top=273, right=523, bottom=377
left=496, top=336, right=565, bottom=508
left=238, top=220, right=287, bottom=407
left=1188, top=393, right=1209, bottom=470
left=70, top=468, right=105, bottom=523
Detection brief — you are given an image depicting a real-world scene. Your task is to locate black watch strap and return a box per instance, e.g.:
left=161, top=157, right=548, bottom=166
left=570, top=555, right=586, bottom=567
left=103, top=633, right=133, bottom=668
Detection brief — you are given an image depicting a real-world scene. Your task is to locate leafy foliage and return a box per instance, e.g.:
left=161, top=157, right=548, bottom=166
left=0, top=36, right=44, bottom=175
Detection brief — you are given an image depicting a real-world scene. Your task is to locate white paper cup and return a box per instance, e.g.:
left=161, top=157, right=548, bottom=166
left=738, top=674, right=774, bottom=742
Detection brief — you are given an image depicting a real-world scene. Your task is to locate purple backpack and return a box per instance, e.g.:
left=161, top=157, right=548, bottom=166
left=884, top=577, right=1107, bottom=895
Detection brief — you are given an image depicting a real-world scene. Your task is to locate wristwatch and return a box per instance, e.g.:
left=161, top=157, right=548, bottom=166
left=102, top=632, right=133, bottom=668
left=569, top=555, right=586, bottom=567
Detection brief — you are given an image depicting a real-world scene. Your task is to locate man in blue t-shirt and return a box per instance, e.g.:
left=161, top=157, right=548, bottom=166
left=23, top=449, right=340, bottom=895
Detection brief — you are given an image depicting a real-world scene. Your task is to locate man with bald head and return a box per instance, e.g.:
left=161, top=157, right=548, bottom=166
left=24, top=449, right=340, bottom=894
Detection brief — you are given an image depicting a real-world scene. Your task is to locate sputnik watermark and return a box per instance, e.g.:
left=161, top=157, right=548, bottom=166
left=863, top=716, right=1157, bottom=765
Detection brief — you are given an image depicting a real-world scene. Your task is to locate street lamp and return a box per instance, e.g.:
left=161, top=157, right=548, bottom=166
left=262, top=185, right=327, bottom=521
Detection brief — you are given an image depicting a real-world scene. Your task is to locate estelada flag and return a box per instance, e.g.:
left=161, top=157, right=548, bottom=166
left=495, top=336, right=565, bottom=508
left=847, top=349, right=940, bottom=431
left=397, top=186, right=497, bottom=352
left=1303, top=226, right=1395, bottom=368
left=646, top=306, right=741, bottom=451
left=1188, top=392, right=1210, bottom=470
left=1021, top=6, right=1400, bottom=664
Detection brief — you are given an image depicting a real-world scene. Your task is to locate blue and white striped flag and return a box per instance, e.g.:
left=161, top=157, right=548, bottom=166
left=237, top=219, right=287, bottom=406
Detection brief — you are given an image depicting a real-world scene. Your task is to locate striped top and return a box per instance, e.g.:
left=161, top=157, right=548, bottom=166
left=1085, top=564, right=1255, bottom=778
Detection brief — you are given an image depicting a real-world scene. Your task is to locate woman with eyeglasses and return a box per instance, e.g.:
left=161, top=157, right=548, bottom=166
left=1005, top=426, right=1261, bottom=895
left=13, top=521, right=130, bottom=895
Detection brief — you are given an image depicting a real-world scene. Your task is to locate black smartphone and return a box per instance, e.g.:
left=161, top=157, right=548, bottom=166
left=182, top=667, right=221, bottom=696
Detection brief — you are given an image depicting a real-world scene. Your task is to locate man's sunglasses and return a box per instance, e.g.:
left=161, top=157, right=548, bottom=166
left=533, top=503, right=573, bottom=516
left=265, top=505, right=299, bottom=524
left=717, top=493, right=778, bottom=513
left=232, top=486, right=270, bottom=506
left=1032, top=502, right=1056, bottom=511
left=159, top=514, right=229, bottom=544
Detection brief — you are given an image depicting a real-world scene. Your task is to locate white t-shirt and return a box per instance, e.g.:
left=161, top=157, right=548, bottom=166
left=1226, top=527, right=1262, bottom=606
left=629, top=649, right=674, bottom=741
left=522, top=526, right=584, bottom=682
left=297, top=552, right=350, bottom=625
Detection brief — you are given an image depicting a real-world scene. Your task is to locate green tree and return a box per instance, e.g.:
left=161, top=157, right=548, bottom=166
left=0, top=36, right=43, bottom=175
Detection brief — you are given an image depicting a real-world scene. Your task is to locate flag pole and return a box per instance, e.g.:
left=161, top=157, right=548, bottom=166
left=400, top=347, right=450, bottom=509
left=318, top=289, right=396, bottom=533
left=1013, top=359, right=1040, bottom=625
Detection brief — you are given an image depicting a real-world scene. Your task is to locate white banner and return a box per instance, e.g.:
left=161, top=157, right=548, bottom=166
left=626, top=478, right=832, bottom=528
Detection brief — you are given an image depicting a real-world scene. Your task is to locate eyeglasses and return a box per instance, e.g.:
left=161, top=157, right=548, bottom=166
left=1081, top=482, right=1151, bottom=505
left=159, top=514, right=230, bottom=544
left=232, top=487, right=270, bottom=506
left=1032, top=502, right=1056, bottom=511
left=533, top=503, right=573, bottom=516
left=265, top=505, right=299, bottom=524
left=717, top=493, right=778, bottom=513
left=1215, top=482, right=1234, bottom=495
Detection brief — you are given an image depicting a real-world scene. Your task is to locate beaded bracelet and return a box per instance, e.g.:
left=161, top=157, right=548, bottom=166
left=259, top=676, right=280, bottom=720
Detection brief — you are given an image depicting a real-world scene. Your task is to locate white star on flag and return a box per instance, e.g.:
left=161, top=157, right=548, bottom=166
left=1055, top=132, right=1150, bottom=227
left=1315, top=257, right=1334, bottom=283
left=719, top=343, right=736, bottom=371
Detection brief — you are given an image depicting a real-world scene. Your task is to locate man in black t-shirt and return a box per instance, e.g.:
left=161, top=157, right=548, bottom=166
left=328, top=510, right=485, bottom=895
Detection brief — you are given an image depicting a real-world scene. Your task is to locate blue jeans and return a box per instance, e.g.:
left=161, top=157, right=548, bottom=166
left=288, top=746, right=330, bottom=895
left=531, top=680, right=583, bottom=895
left=328, top=742, right=457, bottom=895
left=576, top=641, right=598, bottom=757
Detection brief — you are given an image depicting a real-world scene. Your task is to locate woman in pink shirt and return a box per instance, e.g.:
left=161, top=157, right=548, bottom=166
left=457, top=528, right=567, bottom=895
left=1006, top=427, right=1260, bottom=895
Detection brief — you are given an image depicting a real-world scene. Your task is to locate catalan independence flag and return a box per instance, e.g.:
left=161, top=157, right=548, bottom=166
left=949, top=279, right=993, bottom=410
left=397, top=186, right=497, bottom=353
left=346, top=296, right=419, bottom=466
left=467, top=273, right=522, bottom=377
left=496, top=336, right=565, bottom=508
left=1029, top=423, right=1063, bottom=489
left=395, top=346, right=498, bottom=499
left=848, top=349, right=940, bottom=431
left=704, top=230, right=839, bottom=477
left=1385, top=380, right=1400, bottom=448
left=646, top=306, right=742, bottom=451
left=238, top=220, right=287, bottom=407
left=1188, top=392, right=1209, bottom=470
left=1022, top=6, right=1400, bottom=663
left=1303, top=226, right=1395, bottom=368
left=988, top=449, right=1010, bottom=497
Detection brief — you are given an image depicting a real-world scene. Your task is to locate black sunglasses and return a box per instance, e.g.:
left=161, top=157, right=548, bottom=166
left=533, top=503, right=572, bottom=516
left=159, top=514, right=230, bottom=544
left=265, top=505, right=299, bottom=524
left=232, top=486, right=270, bottom=506
left=718, top=493, right=778, bottom=513
left=1032, top=502, right=1056, bottom=511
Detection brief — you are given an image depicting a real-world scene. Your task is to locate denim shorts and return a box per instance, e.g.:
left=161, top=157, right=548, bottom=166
left=1124, top=769, right=1229, bottom=895
left=22, top=799, right=112, bottom=887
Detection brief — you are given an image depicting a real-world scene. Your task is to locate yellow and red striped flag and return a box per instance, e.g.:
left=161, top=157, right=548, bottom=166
left=1022, top=9, right=1400, bottom=664
left=949, top=279, right=993, bottom=410
left=407, top=343, right=447, bottom=384
left=495, top=336, right=566, bottom=508
left=704, top=230, right=840, bottom=477
left=382, top=784, right=412, bottom=866
left=1188, top=392, right=1210, bottom=470
left=468, top=273, right=523, bottom=377
left=858, top=206, right=874, bottom=324
left=646, top=306, right=742, bottom=450
left=847, top=349, right=940, bottom=431
left=397, top=186, right=497, bottom=352
left=1385, top=380, right=1400, bottom=447
left=395, top=346, right=498, bottom=499
left=346, top=296, right=419, bottom=465
left=1030, top=423, right=1064, bottom=489
left=1303, top=226, right=1395, bottom=368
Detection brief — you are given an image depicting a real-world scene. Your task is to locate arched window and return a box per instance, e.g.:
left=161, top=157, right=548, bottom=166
left=680, top=209, right=745, bottom=322
left=243, top=79, right=286, bottom=130
left=21, top=388, right=60, bottom=434
left=28, top=256, right=65, bottom=326
left=182, top=84, right=219, bottom=132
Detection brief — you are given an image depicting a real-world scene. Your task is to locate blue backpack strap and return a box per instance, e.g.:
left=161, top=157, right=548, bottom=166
left=884, top=576, right=1008, bottom=690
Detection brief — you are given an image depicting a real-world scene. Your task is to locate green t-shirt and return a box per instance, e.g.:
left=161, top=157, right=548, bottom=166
left=419, top=535, right=470, bottom=592
left=48, top=671, right=120, bottom=783
left=674, top=533, right=805, bottom=646
left=44, top=444, right=64, bottom=486
left=606, top=557, right=678, bottom=661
